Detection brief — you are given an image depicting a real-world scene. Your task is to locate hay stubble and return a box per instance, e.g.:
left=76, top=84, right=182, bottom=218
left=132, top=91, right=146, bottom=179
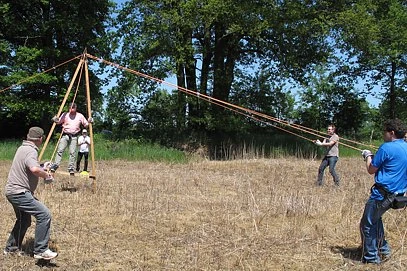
left=1, top=158, right=406, bottom=270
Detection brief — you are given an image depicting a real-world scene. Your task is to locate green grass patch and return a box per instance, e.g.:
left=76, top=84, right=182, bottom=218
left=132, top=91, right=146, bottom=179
left=0, top=135, right=188, bottom=163
left=0, top=140, right=20, bottom=160
left=0, top=133, right=383, bottom=162
left=94, top=136, right=187, bottom=163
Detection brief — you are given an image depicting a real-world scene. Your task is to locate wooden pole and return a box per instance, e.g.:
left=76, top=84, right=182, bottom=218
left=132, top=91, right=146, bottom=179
left=39, top=58, right=85, bottom=161
left=84, top=53, right=97, bottom=185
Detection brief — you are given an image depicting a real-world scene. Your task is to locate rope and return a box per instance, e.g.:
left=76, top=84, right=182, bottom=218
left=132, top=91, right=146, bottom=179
left=85, top=53, right=378, bottom=152
left=0, top=52, right=379, bottom=153
left=71, top=59, right=84, bottom=106
left=178, top=88, right=364, bottom=151
left=46, top=132, right=63, bottom=174
left=0, top=55, right=82, bottom=94
left=38, top=57, right=86, bottom=161
left=46, top=62, right=85, bottom=166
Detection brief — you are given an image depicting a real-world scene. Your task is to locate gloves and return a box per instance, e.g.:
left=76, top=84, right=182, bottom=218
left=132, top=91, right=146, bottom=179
left=361, top=150, right=374, bottom=161
left=315, top=140, right=323, bottom=146
left=44, top=173, right=54, bottom=184
left=88, top=117, right=94, bottom=123
left=52, top=116, right=59, bottom=123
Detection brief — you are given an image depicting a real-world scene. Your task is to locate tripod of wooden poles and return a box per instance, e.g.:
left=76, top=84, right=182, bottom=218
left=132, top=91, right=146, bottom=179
left=38, top=50, right=97, bottom=190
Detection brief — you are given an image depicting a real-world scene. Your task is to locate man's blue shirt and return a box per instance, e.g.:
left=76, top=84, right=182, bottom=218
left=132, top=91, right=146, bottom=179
left=370, top=139, right=407, bottom=200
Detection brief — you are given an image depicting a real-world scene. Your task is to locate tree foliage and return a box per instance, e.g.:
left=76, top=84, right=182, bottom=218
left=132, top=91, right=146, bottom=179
left=1, top=0, right=406, bottom=150
left=107, top=0, right=335, bottom=146
left=334, top=0, right=407, bottom=118
left=296, top=66, right=367, bottom=137
left=0, top=0, right=113, bottom=138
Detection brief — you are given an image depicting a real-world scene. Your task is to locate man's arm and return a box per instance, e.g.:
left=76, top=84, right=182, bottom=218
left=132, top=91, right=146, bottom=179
left=30, top=166, right=53, bottom=179
left=364, top=156, right=378, bottom=174
left=321, top=139, right=336, bottom=147
left=52, top=115, right=60, bottom=124
left=81, top=114, right=90, bottom=128
left=52, top=112, right=67, bottom=125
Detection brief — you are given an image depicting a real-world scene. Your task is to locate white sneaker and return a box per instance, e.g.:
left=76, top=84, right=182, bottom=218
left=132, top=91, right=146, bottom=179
left=33, top=249, right=58, bottom=260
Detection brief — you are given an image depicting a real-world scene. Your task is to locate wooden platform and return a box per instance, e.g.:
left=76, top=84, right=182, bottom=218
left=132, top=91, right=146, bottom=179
left=55, top=171, right=95, bottom=179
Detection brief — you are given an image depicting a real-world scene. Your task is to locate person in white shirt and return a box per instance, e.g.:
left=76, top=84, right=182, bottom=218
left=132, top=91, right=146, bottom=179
left=76, top=129, right=91, bottom=172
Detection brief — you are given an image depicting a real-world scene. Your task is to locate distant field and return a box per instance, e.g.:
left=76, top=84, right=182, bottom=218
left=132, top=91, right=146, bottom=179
left=1, top=158, right=406, bottom=270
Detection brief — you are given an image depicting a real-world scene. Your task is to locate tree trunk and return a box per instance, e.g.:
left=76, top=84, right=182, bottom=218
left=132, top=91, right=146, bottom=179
left=200, top=24, right=211, bottom=97
left=212, top=23, right=227, bottom=103
left=176, top=62, right=186, bottom=129
left=389, top=61, right=396, bottom=119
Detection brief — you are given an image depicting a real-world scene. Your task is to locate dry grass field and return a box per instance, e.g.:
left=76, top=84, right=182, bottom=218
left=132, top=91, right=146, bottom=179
left=1, top=158, right=407, bottom=270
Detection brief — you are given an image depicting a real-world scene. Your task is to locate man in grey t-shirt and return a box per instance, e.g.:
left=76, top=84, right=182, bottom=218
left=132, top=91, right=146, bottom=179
left=4, top=127, right=58, bottom=260
left=314, top=124, right=340, bottom=186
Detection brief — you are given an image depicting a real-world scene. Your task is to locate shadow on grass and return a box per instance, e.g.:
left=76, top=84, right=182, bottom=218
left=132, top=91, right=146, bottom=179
left=331, top=245, right=362, bottom=261
left=60, top=186, right=78, bottom=193
left=21, top=237, right=34, bottom=256
left=35, top=259, right=59, bottom=268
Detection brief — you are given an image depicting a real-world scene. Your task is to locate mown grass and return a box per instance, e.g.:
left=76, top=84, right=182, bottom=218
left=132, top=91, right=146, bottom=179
left=1, top=158, right=406, bottom=270
left=0, top=132, right=400, bottom=270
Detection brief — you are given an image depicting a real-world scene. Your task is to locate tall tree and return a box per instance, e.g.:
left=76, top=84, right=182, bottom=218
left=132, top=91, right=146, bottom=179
left=335, top=0, right=407, bottom=118
left=110, top=0, right=333, bottom=142
left=0, top=0, right=113, bottom=138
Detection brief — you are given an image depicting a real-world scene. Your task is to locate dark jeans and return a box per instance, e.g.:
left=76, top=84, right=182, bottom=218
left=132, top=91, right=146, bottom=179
left=317, top=156, right=340, bottom=186
left=76, top=151, right=89, bottom=171
left=5, top=192, right=51, bottom=254
left=360, top=197, right=391, bottom=263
